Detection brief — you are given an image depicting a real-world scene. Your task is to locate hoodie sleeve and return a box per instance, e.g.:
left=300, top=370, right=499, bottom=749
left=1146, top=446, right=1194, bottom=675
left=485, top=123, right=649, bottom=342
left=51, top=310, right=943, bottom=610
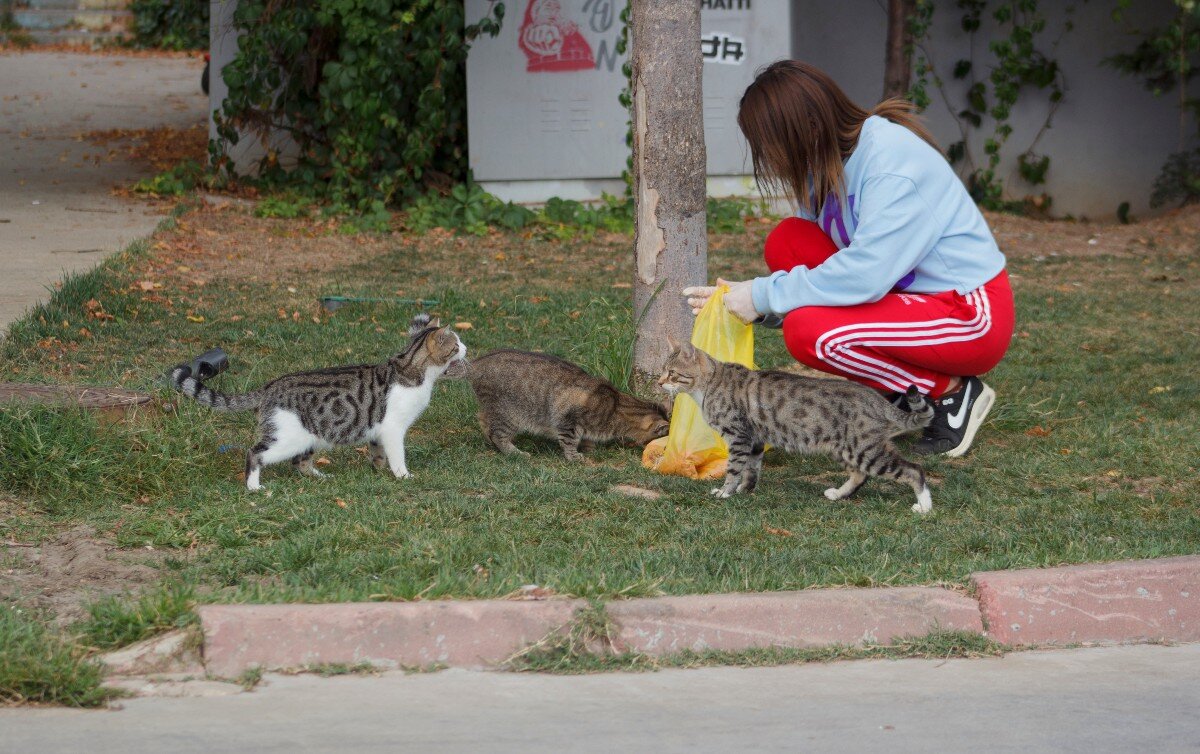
left=751, top=174, right=942, bottom=314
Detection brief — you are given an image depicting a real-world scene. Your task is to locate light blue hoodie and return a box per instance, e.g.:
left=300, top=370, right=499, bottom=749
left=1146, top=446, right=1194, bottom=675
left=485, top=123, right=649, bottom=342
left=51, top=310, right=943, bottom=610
left=750, top=115, right=1006, bottom=316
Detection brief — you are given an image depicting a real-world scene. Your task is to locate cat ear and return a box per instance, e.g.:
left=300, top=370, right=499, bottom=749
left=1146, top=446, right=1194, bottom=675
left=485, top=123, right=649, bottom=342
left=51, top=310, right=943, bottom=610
left=430, top=317, right=442, bottom=329
left=666, top=333, right=680, bottom=352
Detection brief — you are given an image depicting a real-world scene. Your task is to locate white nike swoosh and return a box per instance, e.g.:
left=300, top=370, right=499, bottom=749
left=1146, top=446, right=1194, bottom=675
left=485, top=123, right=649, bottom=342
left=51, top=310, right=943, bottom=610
left=947, top=383, right=973, bottom=429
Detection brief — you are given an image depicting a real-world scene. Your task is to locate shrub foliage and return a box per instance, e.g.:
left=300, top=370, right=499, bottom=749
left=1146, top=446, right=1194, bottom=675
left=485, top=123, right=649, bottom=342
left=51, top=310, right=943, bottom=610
left=130, top=0, right=209, bottom=49
left=216, top=0, right=504, bottom=210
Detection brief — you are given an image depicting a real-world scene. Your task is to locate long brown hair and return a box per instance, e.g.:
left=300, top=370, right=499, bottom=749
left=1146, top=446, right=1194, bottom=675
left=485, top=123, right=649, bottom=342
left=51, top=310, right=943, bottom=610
left=737, top=60, right=938, bottom=216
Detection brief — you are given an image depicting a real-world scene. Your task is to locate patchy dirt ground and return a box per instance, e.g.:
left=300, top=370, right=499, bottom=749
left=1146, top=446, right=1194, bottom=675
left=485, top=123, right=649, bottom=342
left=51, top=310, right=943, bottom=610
left=84, top=124, right=209, bottom=175
left=1, top=520, right=166, bottom=625
left=140, top=201, right=1200, bottom=294
left=986, top=206, right=1200, bottom=259
left=134, top=199, right=642, bottom=294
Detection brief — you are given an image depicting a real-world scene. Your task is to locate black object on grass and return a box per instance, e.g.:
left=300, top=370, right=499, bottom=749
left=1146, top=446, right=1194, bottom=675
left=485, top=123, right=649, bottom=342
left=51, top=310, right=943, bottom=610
left=180, top=348, right=229, bottom=381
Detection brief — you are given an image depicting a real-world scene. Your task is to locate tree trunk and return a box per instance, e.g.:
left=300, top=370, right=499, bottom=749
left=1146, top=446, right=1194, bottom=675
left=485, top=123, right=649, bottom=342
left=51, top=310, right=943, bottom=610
left=883, top=0, right=916, bottom=100
left=631, top=0, right=708, bottom=379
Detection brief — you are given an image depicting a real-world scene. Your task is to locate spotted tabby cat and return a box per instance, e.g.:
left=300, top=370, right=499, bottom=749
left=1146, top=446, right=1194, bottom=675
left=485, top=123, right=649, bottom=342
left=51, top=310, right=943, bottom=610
left=658, top=336, right=936, bottom=513
left=170, top=314, right=466, bottom=491
left=466, top=349, right=671, bottom=460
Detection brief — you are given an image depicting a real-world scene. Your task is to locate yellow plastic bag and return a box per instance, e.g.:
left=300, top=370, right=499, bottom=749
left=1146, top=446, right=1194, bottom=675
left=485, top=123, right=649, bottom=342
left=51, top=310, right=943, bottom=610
left=642, top=285, right=755, bottom=479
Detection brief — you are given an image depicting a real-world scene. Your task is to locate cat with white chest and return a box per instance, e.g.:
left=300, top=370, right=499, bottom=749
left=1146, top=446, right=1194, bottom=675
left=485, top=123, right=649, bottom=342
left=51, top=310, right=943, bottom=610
left=170, top=314, right=466, bottom=491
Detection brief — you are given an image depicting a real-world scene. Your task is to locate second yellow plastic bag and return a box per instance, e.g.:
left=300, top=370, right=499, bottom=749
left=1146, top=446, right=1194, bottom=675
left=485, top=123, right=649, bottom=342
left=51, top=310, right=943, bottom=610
left=642, top=285, right=755, bottom=479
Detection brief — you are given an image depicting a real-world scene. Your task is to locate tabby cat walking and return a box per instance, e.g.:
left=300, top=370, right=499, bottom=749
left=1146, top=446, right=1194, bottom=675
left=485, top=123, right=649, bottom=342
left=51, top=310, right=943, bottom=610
left=466, top=349, right=671, bottom=460
left=170, top=315, right=466, bottom=491
left=658, top=337, right=936, bottom=513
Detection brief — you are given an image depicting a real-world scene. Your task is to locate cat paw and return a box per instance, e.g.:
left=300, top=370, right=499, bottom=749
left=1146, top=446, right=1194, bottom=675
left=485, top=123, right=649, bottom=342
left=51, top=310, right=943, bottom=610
left=911, top=501, right=932, bottom=515
left=393, top=470, right=411, bottom=480
left=823, top=487, right=844, bottom=501
left=709, top=487, right=734, bottom=498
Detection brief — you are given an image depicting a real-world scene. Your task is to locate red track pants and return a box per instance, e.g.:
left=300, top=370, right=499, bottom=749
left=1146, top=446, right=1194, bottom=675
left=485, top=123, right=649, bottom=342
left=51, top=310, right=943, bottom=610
left=765, top=218, right=1015, bottom=398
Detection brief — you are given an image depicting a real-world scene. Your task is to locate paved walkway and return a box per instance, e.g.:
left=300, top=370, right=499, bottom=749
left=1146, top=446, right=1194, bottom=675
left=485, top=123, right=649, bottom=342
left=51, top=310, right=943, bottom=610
left=2, top=643, right=1198, bottom=752
left=0, top=51, right=206, bottom=333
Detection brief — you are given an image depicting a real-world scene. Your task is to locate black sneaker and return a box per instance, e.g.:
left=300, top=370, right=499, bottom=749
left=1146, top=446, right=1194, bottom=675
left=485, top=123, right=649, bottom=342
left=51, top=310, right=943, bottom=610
left=913, top=376, right=996, bottom=457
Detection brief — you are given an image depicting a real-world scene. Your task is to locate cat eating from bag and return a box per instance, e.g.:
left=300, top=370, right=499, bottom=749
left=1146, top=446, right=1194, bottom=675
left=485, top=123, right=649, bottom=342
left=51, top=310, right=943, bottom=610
left=170, top=314, right=466, bottom=491
left=658, top=335, right=937, bottom=514
left=465, top=349, right=671, bottom=461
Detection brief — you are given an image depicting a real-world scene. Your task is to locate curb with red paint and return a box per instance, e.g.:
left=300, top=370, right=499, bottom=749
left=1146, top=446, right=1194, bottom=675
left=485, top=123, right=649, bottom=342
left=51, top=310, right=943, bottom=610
left=197, top=555, right=1200, bottom=675
left=972, top=555, right=1200, bottom=646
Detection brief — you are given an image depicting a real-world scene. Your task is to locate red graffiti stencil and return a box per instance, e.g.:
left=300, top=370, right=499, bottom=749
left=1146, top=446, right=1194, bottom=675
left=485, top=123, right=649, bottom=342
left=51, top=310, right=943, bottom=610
left=518, top=0, right=594, bottom=73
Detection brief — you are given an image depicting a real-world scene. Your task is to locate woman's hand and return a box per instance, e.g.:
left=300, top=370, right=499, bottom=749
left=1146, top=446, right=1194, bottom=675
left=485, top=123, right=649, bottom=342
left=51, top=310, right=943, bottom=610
left=682, top=278, right=760, bottom=323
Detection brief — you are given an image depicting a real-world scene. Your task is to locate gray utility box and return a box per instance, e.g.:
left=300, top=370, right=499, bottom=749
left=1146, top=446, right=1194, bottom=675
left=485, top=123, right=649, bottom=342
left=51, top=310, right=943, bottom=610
left=466, top=0, right=792, bottom=203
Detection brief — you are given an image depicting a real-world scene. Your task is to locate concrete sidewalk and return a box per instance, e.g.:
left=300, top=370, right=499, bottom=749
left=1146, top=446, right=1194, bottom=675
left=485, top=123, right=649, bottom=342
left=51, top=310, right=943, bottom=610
left=0, top=51, right=206, bottom=333
left=3, top=643, right=1198, bottom=753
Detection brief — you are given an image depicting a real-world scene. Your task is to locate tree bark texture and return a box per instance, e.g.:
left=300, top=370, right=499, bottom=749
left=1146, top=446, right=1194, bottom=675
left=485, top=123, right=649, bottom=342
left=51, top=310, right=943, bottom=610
left=883, top=0, right=916, bottom=100
left=631, top=0, right=708, bottom=378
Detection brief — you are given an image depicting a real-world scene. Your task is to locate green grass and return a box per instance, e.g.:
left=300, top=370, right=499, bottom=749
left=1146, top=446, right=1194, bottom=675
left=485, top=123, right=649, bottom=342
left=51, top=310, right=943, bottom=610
left=74, top=583, right=199, bottom=650
left=1, top=211, right=1198, bottom=632
left=0, top=605, right=118, bottom=707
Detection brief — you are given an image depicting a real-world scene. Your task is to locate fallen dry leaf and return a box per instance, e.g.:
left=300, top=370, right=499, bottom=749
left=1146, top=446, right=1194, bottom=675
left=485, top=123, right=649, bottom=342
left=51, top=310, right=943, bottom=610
left=764, top=524, right=794, bottom=537
left=334, top=498, right=348, bottom=508
left=1025, top=426, right=1051, bottom=437
left=454, top=322, right=473, bottom=330
left=84, top=299, right=115, bottom=321
left=185, top=314, right=205, bottom=323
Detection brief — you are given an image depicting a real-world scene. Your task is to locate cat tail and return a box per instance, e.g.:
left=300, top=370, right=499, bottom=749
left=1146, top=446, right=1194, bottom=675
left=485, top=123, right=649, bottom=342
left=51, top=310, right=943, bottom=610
left=408, top=313, right=433, bottom=337
left=894, top=385, right=935, bottom=432
left=169, top=365, right=262, bottom=412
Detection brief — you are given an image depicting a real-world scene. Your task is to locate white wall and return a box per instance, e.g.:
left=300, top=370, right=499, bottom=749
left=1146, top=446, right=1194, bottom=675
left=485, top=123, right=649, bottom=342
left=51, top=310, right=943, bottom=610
left=208, top=0, right=299, bottom=175
left=792, top=0, right=1183, bottom=219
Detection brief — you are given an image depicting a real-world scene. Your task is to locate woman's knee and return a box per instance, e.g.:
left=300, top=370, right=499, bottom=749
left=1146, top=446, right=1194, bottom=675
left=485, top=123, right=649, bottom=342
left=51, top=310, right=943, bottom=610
left=764, top=218, right=840, bottom=273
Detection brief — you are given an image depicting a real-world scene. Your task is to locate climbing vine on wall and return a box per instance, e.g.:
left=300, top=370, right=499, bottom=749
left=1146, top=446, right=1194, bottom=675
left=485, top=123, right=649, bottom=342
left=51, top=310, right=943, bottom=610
left=907, top=0, right=1075, bottom=211
left=215, top=0, right=503, bottom=211
left=1106, top=0, right=1200, bottom=207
